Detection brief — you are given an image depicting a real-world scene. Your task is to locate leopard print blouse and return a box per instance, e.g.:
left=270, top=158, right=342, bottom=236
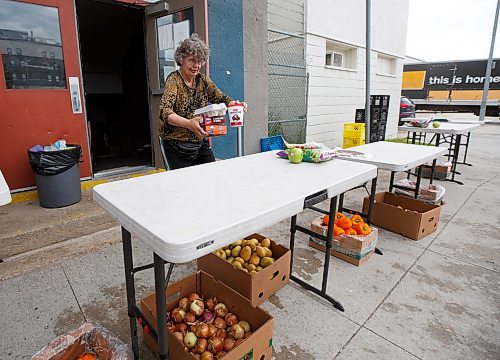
left=159, top=71, right=232, bottom=142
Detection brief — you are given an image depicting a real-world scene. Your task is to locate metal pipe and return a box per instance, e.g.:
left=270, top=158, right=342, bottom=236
left=365, top=0, right=371, bottom=143
left=479, top=0, right=499, bottom=121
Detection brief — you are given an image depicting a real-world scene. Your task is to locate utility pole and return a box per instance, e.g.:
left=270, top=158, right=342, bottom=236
left=479, top=0, right=499, bottom=121
left=365, top=0, right=371, bottom=143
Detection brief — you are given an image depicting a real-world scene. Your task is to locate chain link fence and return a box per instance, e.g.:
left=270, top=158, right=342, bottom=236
left=268, top=29, right=308, bottom=144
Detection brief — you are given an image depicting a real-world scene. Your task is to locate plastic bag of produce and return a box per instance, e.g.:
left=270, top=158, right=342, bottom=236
left=284, top=140, right=325, bottom=149
left=32, top=323, right=132, bottom=360
left=276, top=148, right=338, bottom=162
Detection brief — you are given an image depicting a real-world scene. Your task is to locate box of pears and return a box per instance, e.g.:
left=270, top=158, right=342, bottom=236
left=197, top=233, right=291, bottom=306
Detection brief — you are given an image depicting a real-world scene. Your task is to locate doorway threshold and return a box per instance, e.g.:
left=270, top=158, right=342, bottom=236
left=93, top=165, right=157, bottom=180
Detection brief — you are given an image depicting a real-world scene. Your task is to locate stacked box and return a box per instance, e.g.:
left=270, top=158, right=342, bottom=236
left=200, top=115, right=227, bottom=136
left=309, top=217, right=378, bottom=266
left=421, top=161, right=452, bottom=180
left=343, top=123, right=366, bottom=149
left=354, top=95, right=390, bottom=142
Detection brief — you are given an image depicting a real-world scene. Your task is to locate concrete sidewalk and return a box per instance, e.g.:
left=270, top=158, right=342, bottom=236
left=0, top=124, right=499, bottom=359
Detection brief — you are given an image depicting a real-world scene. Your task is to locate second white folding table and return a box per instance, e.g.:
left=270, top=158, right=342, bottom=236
left=338, top=141, right=447, bottom=199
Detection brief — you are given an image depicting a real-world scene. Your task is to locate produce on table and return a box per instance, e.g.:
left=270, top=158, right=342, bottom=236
left=276, top=148, right=338, bottom=163
left=322, top=213, right=371, bottom=237
left=213, top=237, right=276, bottom=274
left=432, top=121, right=441, bottom=128
left=164, top=294, right=253, bottom=357
left=287, top=148, right=303, bottom=164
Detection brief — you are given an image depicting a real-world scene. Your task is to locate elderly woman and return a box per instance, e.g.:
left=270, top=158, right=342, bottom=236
left=159, top=34, right=247, bottom=169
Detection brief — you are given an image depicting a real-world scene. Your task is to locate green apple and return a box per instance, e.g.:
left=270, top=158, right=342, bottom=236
left=432, top=121, right=441, bottom=128
left=287, top=148, right=303, bottom=164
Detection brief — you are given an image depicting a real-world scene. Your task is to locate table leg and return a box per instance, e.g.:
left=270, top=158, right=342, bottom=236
left=154, top=253, right=169, bottom=360
left=289, top=215, right=297, bottom=275
left=321, top=196, right=337, bottom=293
left=338, top=193, right=344, bottom=213
left=430, top=158, right=437, bottom=185
left=122, top=227, right=140, bottom=360
left=435, top=133, right=441, bottom=147
left=459, top=132, right=473, bottom=166
left=449, top=134, right=464, bottom=185
left=411, top=131, right=417, bottom=144
left=389, top=171, right=395, bottom=192
left=414, top=165, right=423, bottom=199
left=367, top=177, right=383, bottom=256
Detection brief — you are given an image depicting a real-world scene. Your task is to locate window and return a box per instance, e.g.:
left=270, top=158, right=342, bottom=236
left=377, top=53, right=396, bottom=76
left=325, top=40, right=357, bottom=70
left=0, top=0, right=66, bottom=89
left=156, top=8, right=194, bottom=85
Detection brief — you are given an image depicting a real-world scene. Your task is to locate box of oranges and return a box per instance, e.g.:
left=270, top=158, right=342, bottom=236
left=309, top=212, right=378, bottom=266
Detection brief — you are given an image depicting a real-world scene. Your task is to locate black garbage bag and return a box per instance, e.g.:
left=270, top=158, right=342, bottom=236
left=28, top=144, right=83, bottom=176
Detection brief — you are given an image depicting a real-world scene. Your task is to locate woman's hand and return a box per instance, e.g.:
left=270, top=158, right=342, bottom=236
left=228, top=100, right=248, bottom=112
left=187, top=116, right=208, bottom=139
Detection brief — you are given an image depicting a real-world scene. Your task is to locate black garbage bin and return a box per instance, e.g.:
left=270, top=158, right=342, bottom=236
left=28, top=144, right=83, bottom=208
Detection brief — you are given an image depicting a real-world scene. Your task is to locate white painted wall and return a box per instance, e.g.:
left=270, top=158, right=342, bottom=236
left=305, top=0, right=410, bottom=146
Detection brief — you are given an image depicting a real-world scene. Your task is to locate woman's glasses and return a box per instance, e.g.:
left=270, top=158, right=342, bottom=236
left=184, top=57, right=205, bottom=66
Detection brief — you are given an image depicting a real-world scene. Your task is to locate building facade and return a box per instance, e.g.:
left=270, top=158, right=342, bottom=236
left=304, top=0, right=410, bottom=147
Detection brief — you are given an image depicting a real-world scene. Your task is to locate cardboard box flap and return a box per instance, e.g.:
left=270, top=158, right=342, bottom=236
left=382, top=192, right=439, bottom=213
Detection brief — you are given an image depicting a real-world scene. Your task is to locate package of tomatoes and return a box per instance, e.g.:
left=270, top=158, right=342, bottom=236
left=32, top=323, right=132, bottom=359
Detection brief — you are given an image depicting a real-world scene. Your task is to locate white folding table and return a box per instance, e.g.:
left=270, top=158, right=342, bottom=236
left=93, top=151, right=378, bottom=359
left=398, top=123, right=480, bottom=184
left=338, top=141, right=447, bottom=198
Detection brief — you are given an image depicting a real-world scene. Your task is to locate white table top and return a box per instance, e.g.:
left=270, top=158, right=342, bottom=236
left=399, top=122, right=480, bottom=135
left=93, top=152, right=377, bottom=263
left=339, top=141, right=447, bottom=171
left=403, top=117, right=485, bottom=125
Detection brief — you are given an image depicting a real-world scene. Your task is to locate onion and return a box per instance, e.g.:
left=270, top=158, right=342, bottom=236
left=214, top=303, right=228, bottom=318
left=184, top=332, right=197, bottom=348
left=167, top=322, right=176, bottom=333
left=199, top=310, right=215, bottom=324
left=223, top=337, right=235, bottom=352
left=229, top=324, right=245, bottom=340
left=215, top=328, right=227, bottom=339
left=188, top=293, right=201, bottom=302
left=207, top=323, right=217, bottom=338
left=184, top=312, right=197, bottom=325
left=195, top=338, right=208, bottom=354
left=200, top=351, right=214, bottom=360
left=171, top=307, right=186, bottom=323
left=215, top=351, right=227, bottom=360
left=238, top=320, right=251, bottom=333
left=176, top=322, right=188, bottom=333
left=212, top=317, right=226, bottom=329
left=204, top=297, right=218, bottom=311
left=190, top=324, right=198, bottom=333
left=178, top=297, right=190, bottom=311
left=224, top=313, right=238, bottom=326
left=191, top=299, right=205, bottom=316
left=195, top=323, right=210, bottom=339
left=173, top=331, right=184, bottom=343
left=234, top=338, right=244, bottom=347
left=208, top=336, right=223, bottom=353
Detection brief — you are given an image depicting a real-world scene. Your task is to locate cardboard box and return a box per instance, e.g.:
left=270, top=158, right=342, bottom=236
left=140, top=271, right=273, bottom=359
left=197, top=234, right=291, bottom=307
left=33, top=323, right=132, bottom=359
left=201, top=116, right=227, bottom=136
left=362, top=192, right=441, bottom=240
left=422, top=164, right=451, bottom=180
left=309, top=218, right=378, bottom=266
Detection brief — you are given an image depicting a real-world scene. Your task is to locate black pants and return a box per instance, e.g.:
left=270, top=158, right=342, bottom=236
left=162, top=139, right=215, bottom=169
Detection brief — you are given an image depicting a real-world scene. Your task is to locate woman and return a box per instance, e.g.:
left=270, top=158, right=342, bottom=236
left=159, top=34, right=247, bottom=169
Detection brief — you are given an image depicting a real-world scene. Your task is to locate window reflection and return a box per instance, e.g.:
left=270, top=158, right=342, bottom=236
left=0, top=0, right=66, bottom=89
left=156, top=8, right=194, bottom=85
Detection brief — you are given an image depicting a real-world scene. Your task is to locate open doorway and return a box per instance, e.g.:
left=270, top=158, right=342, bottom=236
left=76, top=0, right=151, bottom=174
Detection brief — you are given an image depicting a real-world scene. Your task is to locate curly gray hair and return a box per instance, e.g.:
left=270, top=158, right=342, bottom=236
left=175, top=33, right=210, bottom=66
